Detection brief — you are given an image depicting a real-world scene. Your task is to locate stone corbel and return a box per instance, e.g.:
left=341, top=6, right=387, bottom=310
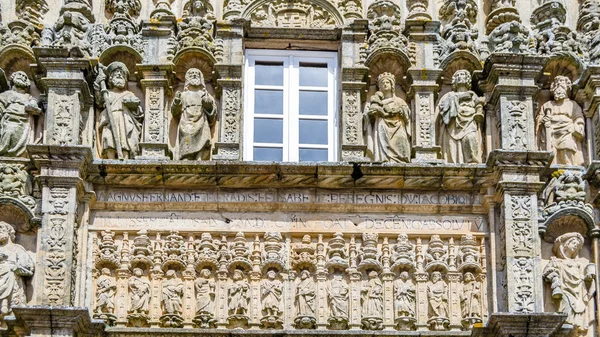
left=9, top=306, right=104, bottom=337
left=136, top=64, right=174, bottom=160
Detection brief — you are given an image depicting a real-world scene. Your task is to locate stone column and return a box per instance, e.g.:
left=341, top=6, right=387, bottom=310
left=405, top=20, right=443, bottom=162
left=216, top=270, right=228, bottom=328
left=28, top=145, right=92, bottom=307
left=414, top=272, right=428, bottom=331
left=481, top=54, right=548, bottom=314
left=249, top=269, right=261, bottom=328
left=149, top=269, right=164, bottom=327
left=115, top=267, right=131, bottom=327
left=137, top=64, right=173, bottom=159
left=183, top=268, right=196, bottom=328
left=213, top=20, right=246, bottom=160
left=348, top=235, right=361, bottom=330
left=316, top=270, right=328, bottom=329
left=447, top=271, right=462, bottom=330
left=34, top=48, right=95, bottom=147
left=340, top=20, right=369, bottom=161
left=581, top=66, right=600, bottom=160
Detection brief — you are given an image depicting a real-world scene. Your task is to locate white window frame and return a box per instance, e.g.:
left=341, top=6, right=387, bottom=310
left=243, top=49, right=338, bottom=162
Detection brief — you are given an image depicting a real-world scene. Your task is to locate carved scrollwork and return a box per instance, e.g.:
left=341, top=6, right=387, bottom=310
left=242, top=0, right=343, bottom=28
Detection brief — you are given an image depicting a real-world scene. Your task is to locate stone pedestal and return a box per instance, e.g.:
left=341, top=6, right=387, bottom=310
left=137, top=64, right=173, bottom=160
left=27, top=145, right=92, bottom=307
left=33, top=48, right=95, bottom=147
left=340, top=20, right=369, bottom=161
left=471, top=313, right=567, bottom=337
left=9, top=306, right=104, bottom=337
left=213, top=20, right=245, bottom=161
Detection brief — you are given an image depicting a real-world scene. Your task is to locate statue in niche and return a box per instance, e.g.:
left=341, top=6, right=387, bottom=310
left=195, top=268, right=215, bottom=315
left=427, top=271, right=449, bottom=329
left=228, top=269, right=250, bottom=316
left=0, top=71, right=41, bottom=157
left=94, top=62, right=143, bottom=159
left=437, top=70, right=485, bottom=164
left=128, top=268, right=150, bottom=314
left=535, top=76, right=585, bottom=166
left=0, top=221, right=33, bottom=316
left=394, top=271, right=416, bottom=319
left=295, top=270, right=316, bottom=317
left=171, top=68, right=217, bottom=160
left=364, top=72, right=411, bottom=163
left=361, top=270, right=384, bottom=318
left=95, top=268, right=116, bottom=316
left=161, top=270, right=183, bottom=315
left=460, top=272, right=481, bottom=320
left=261, top=269, right=283, bottom=318
left=543, top=232, right=596, bottom=333
left=327, top=272, right=349, bottom=320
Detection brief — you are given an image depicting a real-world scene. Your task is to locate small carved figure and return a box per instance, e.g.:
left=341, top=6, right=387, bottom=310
left=0, top=71, right=41, bottom=157
left=161, top=270, right=183, bottom=315
left=394, top=271, right=416, bottom=318
left=195, top=269, right=215, bottom=314
left=543, top=233, right=596, bottom=333
left=0, top=221, right=33, bottom=316
left=261, top=269, right=283, bottom=317
left=364, top=72, right=412, bottom=163
left=172, top=68, right=217, bottom=160
left=94, top=62, right=143, bottom=159
left=489, top=21, right=535, bottom=54
left=536, top=76, right=585, bottom=166
left=295, top=270, right=316, bottom=316
left=95, top=268, right=116, bottom=315
left=128, top=268, right=150, bottom=314
left=460, top=272, right=481, bottom=319
left=228, top=269, right=250, bottom=315
left=437, top=70, right=485, bottom=164
left=427, top=271, right=449, bottom=320
left=327, top=272, right=349, bottom=319
left=361, top=270, right=384, bottom=318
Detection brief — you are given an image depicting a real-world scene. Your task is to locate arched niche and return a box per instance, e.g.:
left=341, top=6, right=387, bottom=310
left=99, top=45, right=144, bottom=80
left=0, top=44, right=36, bottom=81
left=542, top=53, right=585, bottom=86
left=242, top=0, right=345, bottom=28
left=540, top=210, right=596, bottom=243
left=172, top=47, right=217, bottom=83
left=366, top=51, right=411, bottom=90
left=439, top=51, right=483, bottom=87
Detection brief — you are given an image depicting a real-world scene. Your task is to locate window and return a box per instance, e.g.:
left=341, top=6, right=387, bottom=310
left=244, top=50, right=338, bottom=162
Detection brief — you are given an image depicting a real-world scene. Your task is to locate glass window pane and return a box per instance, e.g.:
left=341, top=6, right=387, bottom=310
left=299, top=91, right=328, bottom=116
left=299, top=148, right=328, bottom=162
left=255, top=90, right=283, bottom=115
left=254, top=118, right=283, bottom=143
left=299, top=119, right=328, bottom=145
left=255, top=62, right=283, bottom=86
left=299, top=63, right=328, bottom=87
left=254, top=147, right=283, bottom=161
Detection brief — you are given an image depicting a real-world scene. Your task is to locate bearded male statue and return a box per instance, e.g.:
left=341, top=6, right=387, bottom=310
left=536, top=76, right=585, bottom=166
left=171, top=68, right=217, bottom=160
left=94, top=62, right=143, bottom=159
left=437, top=70, right=485, bottom=163
left=0, top=71, right=41, bottom=157
left=0, top=221, right=34, bottom=317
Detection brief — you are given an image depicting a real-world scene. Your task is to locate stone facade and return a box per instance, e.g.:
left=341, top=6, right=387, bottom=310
left=0, top=1, right=599, bottom=337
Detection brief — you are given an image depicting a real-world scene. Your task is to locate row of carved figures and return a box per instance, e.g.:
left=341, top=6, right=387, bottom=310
left=92, top=230, right=488, bottom=330
left=0, top=64, right=585, bottom=165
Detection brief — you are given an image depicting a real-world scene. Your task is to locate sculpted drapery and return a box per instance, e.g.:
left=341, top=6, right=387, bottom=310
left=129, top=268, right=150, bottom=314
left=195, top=269, right=215, bottom=314
left=365, top=72, right=411, bottom=163
left=0, top=221, right=33, bottom=316
left=295, top=270, right=316, bottom=317
left=361, top=270, right=384, bottom=318
left=327, top=272, right=349, bottom=319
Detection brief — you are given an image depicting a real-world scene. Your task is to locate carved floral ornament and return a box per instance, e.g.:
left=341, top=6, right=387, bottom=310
left=91, top=230, right=487, bottom=331
left=242, top=0, right=344, bottom=28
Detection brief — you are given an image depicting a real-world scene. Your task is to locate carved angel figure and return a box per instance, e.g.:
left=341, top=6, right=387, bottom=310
left=0, top=71, right=41, bottom=157
left=0, top=221, right=33, bottom=316
left=171, top=68, right=217, bottom=160
left=327, top=272, right=349, bottom=319
left=228, top=269, right=250, bottom=315
left=361, top=270, right=384, bottom=318
left=261, top=269, right=283, bottom=317
left=295, top=270, right=316, bottom=317
left=535, top=76, right=585, bottom=166
left=437, top=70, right=485, bottom=164
left=364, top=72, right=411, bottom=163
left=94, top=62, right=143, bottom=159
left=543, top=233, right=596, bottom=333
left=394, top=271, right=416, bottom=318
left=195, top=269, right=215, bottom=314
left=161, top=270, right=183, bottom=315
left=95, top=268, right=116, bottom=315
left=128, top=268, right=150, bottom=314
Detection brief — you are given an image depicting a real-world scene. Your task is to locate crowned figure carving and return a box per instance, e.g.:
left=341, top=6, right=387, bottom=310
left=0, top=71, right=41, bottom=157
left=543, top=233, right=596, bottom=334
left=437, top=70, right=485, bottom=164
left=364, top=72, right=411, bottom=163
left=536, top=76, right=585, bottom=166
left=94, top=62, right=143, bottom=159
